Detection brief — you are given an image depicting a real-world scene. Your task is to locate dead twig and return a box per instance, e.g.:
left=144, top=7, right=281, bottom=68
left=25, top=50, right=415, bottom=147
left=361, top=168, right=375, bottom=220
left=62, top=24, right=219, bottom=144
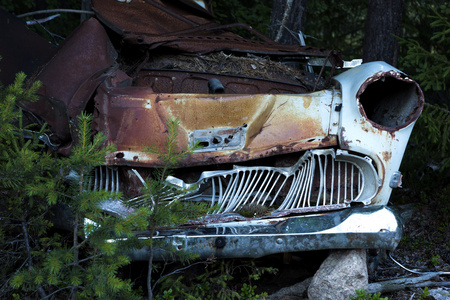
left=367, top=273, right=450, bottom=294
left=17, top=9, right=94, bottom=18
left=26, top=14, right=60, bottom=26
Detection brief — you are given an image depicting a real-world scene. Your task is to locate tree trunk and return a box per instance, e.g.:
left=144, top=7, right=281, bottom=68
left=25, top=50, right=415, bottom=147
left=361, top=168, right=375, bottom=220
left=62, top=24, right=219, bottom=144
left=363, top=0, right=404, bottom=67
left=269, top=0, right=309, bottom=45
left=147, top=245, right=153, bottom=300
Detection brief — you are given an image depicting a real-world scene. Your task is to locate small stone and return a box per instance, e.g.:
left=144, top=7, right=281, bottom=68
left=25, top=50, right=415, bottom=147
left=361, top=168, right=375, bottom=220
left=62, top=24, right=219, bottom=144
left=267, top=277, right=312, bottom=300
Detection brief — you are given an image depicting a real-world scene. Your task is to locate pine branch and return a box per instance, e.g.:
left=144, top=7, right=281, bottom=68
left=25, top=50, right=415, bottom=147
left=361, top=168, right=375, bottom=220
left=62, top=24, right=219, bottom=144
left=42, top=286, right=73, bottom=300
left=21, top=221, right=47, bottom=298
left=425, top=102, right=450, bottom=114
left=152, top=261, right=209, bottom=292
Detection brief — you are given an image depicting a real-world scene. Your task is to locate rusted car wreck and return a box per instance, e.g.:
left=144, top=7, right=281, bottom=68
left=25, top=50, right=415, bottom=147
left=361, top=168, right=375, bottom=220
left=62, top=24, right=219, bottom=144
left=1, top=0, right=424, bottom=260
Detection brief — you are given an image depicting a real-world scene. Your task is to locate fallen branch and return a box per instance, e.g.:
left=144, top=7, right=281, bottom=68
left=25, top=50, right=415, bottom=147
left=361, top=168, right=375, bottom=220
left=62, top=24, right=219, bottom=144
left=17, top=9, right=94, bottom=18
left=367, top=273, right=450, bottom=294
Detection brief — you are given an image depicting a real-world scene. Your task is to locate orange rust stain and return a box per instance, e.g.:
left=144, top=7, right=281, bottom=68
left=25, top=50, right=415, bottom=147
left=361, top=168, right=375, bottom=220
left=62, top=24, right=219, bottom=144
left=114, top=106, right=167, bottom=150
left=303, top=96, right=312, bottom=109
left=107, top=92, right=336, bottom=166
left=159, top=94, right=272, bottom=131
left=359, top=119, right=380, bottom=135
left=248, top=115, right=323, bottom=149
left=382, top=151, right=392, bottom=161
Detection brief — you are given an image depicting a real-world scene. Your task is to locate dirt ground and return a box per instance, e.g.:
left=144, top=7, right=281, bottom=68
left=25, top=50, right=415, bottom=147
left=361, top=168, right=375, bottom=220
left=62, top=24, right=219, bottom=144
left=373, top=202, right=450, bottom=299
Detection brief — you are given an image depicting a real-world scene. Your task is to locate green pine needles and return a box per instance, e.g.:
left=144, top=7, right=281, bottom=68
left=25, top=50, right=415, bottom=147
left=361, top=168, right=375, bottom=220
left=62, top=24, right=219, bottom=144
left=126, top=117, right=212, bottom=299
left=155, top=259, right=276, bottom=300
left=1, top=73, right=140, bottom=299
left=0, top=72, right=52, bottom=299
left=15, top=112, right=141, bottom=299
left=399, top=6, right=450, bottom=92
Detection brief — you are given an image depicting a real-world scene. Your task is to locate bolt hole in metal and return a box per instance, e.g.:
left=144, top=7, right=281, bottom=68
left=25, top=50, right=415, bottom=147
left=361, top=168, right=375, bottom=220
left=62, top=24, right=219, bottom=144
left=136, top=36, right=144, bottom=44
left=212, top=136, right=222, bottom=144
left=191, top=124, right=247, bottom=152
left=215, top=237, right=226, bottom=248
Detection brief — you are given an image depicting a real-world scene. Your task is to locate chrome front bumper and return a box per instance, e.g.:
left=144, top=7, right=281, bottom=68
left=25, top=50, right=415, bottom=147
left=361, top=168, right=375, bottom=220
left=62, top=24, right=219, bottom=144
left=127, top=205, right=403, bottom=261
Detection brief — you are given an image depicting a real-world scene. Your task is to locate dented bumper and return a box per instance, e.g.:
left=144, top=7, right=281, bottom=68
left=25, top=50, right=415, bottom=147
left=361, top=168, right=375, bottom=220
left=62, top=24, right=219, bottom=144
left=125, top=205, right=403, bottom=260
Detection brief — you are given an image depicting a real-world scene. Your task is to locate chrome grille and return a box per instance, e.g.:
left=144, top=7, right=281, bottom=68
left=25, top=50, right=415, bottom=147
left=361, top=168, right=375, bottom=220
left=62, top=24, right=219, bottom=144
left=93, top=166, right=120, bottom=193
left=169, top=149, right=380, bottom=214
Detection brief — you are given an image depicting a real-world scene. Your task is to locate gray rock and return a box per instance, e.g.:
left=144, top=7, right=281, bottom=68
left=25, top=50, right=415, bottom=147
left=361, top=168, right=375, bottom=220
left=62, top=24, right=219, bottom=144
left=307, top=249, right=368, bottom=300
left=266, top=277, right=312, bottom=300
left=428, top=287, right=450, bottom=300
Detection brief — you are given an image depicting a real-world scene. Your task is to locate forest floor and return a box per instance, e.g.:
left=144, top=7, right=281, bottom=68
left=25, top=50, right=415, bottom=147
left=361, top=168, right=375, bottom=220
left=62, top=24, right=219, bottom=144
left=372, top=201, right=450, bottom=300
left=252, top=199, right=450, bottom=299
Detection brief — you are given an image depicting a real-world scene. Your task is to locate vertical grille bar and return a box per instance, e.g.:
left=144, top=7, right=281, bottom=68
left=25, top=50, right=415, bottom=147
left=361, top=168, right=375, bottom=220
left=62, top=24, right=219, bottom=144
left=330, top=159, right=335, bottom=205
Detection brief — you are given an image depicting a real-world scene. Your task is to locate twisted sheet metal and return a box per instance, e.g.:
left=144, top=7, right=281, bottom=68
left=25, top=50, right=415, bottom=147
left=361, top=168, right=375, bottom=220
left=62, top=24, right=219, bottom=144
left=168, top=149, right=380, bottom=214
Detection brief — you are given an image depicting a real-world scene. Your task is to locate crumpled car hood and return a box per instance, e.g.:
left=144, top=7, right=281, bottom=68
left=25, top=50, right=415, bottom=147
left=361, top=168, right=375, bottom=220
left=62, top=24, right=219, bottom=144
left=10, top=0, right=343, bottom=157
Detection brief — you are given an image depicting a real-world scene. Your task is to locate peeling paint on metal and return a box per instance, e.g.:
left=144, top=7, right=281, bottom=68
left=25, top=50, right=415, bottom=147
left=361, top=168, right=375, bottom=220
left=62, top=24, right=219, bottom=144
left=382, top=151, right=392, bottom=162
left=100, top=88, right=338, bottom=167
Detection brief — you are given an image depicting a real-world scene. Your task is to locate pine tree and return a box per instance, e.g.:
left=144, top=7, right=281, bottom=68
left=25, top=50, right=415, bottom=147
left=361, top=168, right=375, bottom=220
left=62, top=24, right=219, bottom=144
left=398, top=5, right=450, bottom=173
left=15, top=112, right=146, bottom=299
left=0, top=71, right=52, bottom=298
left=1, top=72, right=143, bottom=298
left=127, top=118, right=210, bottom=299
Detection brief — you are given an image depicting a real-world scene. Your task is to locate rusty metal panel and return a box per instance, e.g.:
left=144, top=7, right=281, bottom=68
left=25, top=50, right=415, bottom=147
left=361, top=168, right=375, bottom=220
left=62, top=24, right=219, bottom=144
left=33, top=18, right=117, bottom=117
left=21, top=18, right=118, bottom=151
left=95, top=82, right=338, bottom=167
left=91, top=0, right=343, bottom=65
left=122, top=29, right=342, bottom=63
left=92, top=0, right=213, bottom=35
left=122, top=32, right=341, bottom=59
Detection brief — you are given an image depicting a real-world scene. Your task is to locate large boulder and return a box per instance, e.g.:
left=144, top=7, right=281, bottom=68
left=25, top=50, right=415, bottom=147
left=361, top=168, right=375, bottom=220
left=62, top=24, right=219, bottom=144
left=308, top=250, right=368, bottom=300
